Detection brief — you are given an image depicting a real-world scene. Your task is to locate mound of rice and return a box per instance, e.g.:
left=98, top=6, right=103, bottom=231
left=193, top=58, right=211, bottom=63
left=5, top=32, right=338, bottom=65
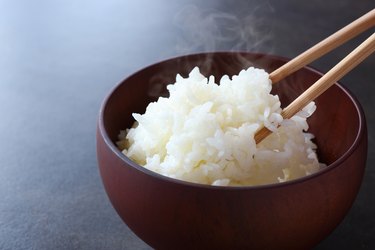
left=117, top=67, right=324, bottom=186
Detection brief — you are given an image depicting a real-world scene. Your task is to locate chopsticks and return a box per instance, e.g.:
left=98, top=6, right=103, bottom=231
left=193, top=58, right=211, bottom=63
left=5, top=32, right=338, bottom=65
left=255, top=9, right=375, bottom=144
left=269, top=9, right=375, bottom=83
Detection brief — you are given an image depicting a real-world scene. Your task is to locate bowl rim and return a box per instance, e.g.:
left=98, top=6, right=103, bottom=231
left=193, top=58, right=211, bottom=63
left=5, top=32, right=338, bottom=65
left=97, top=51, right=366, bottom=190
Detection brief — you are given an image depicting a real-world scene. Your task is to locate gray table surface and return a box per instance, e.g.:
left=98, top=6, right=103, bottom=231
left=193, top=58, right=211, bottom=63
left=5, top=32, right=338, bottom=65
left=1, top=0, right=374, bottom=249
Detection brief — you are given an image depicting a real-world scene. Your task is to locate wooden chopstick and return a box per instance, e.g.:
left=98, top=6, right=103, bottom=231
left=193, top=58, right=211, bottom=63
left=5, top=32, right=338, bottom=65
left=269, top=9, right=375, bottom=84
left=255, top=32, right=375, bottom=144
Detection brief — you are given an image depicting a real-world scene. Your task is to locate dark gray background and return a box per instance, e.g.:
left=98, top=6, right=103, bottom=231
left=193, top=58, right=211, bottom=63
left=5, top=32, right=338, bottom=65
left=1, top=0, right=374, bottom=249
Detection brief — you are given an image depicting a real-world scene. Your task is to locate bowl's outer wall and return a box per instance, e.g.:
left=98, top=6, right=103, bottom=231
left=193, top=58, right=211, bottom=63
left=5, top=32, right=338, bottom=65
left=97, top=53, right=367, bottom=249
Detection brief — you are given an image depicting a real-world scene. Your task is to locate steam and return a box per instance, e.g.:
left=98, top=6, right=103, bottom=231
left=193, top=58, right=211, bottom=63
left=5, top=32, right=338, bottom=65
left=173, top=5, right=273, bottom=53
left=147, top=4, right=276, bottom=98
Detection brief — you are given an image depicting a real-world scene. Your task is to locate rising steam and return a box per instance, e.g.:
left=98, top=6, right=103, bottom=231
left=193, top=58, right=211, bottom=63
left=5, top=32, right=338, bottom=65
left=173, top=5, right=274, bottom=53
left=147, top=4, right=276, bottom=98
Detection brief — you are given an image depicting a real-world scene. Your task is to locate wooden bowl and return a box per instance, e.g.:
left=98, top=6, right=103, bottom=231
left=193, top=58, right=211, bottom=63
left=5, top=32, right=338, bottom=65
left=97, top=52, right=367, bottom=249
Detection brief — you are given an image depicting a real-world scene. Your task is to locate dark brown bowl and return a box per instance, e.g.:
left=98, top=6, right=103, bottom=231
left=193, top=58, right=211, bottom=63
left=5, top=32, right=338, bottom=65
left=96, top=52, right=367, bottom=249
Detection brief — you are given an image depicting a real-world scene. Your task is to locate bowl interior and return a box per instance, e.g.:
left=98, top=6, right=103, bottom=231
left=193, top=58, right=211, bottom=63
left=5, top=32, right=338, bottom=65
left=102, top=52, right=361, bottom=169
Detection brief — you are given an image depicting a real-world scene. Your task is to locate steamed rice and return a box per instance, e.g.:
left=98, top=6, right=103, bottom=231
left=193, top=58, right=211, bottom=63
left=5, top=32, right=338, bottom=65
left=117, top=67, right=324, bottom=186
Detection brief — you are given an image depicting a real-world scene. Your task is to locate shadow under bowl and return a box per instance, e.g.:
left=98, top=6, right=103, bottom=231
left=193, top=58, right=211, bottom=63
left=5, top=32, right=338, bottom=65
left=97, top=52, right=367, bottom=249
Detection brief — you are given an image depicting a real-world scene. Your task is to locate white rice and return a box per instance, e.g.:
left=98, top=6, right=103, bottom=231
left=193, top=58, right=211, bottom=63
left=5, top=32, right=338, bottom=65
left=117, top=67, right=324, bottom=186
